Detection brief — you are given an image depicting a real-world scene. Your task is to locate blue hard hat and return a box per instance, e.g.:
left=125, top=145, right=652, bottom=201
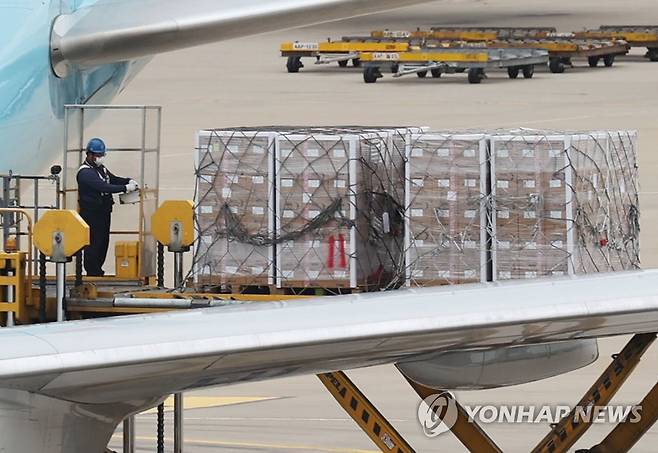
left=86, top=138, right=106, bottom=154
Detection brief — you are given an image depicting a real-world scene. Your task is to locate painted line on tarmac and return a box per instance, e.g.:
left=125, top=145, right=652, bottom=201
left=141, top=396, right=280, bottom=414
left=110, top=435, right=378, bottom=452
left=137, top=416, right=408, bottom=422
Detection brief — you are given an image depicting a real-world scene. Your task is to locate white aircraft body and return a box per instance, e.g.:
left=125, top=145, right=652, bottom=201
left=1, top=1, right=658, bottom=453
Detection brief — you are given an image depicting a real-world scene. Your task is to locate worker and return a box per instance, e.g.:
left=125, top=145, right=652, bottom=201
left=77, top=138, right=138, bottom=276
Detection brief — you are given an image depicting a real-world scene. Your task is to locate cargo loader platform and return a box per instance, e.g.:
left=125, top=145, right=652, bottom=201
left=359, top=47, right=549, bottom=83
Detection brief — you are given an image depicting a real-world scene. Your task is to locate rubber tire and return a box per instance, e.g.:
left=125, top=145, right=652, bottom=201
left=549, top=59, right=565, bottom=74
left=286, top=56, right=303, bottom=73
left=391, top=64, right=400, bottom=74
left=603, top=55, right=615, bottom=67
left=417, top=71, right=428, bottom=78
left=431, top=69, right=442, bottom=78
left=468, top=68, right=484, bottom=84
left=338, top=60, right=348, bottom=68
left=507, top=67, right=520, bottom=79
left=522, top=65, right=535, bottom=79
left=648, top=48, right=658, bottom=62
left=363, top=67, right=381, bottom=83
left=588, top=56, right=600, bottom=67
left=352, top=58, right=361, bottom=68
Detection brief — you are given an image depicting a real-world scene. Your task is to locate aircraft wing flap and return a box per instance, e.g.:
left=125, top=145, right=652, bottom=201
left=1, top=271, right=658, bottom=404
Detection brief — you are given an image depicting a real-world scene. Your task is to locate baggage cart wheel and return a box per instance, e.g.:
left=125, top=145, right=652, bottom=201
left=417, top=70, right=428, bottom=78
left=603, top=55, right=615, bottom=67
left=468, top=68, right=484, bottom=84
left=431, top=69, right=442, bottom=78
left=648, top=48, right=658, bottom=61
left=522, top=65, right=535, bottom=79
left=549, top=58, right=565, bottom=74
left=286, top=56, right=303, bottom=73
left=391, top=64, right=399, bottom=74
left=588, top=56, right=600, bottom=67
left=507, top=66, right=520, bottom=79
left=352, top=58, right=361, bottom=68
left=363, top=67, right=382, bottom=83
left=338, top=60, right=348, bottom=68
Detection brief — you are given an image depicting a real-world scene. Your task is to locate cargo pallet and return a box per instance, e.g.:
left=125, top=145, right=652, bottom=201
left=195, top=276, right=378, bottom=296
left=574, top=25, right=658, bottom=61
left=280, top=40, right=409, bottom=72
left=359, top=47, right=549, bottom=83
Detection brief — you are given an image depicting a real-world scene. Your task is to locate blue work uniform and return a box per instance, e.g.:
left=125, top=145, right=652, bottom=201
left=76, top=160, right=130, bottom=276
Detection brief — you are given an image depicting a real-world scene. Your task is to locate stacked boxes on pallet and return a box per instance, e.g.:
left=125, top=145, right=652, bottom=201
left=195, top=130, right=275, bottom=286
left=404, top=133, right=488, bottom=286
left=489, top=131, right=640, bottom=281
left=489, top=133, right=572, bottom=280
left=275, top=128, right=417, bottom=290
left=193, top=128, right=639, bottom=292
left=195, top=127, right=416, bottom=291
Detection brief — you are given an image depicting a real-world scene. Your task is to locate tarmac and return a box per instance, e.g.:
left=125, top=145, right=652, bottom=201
left=105, top=0, right=658, bottom=451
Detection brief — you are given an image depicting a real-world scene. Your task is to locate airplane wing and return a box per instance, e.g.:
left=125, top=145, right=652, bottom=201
left=51, top=0, right=430, bottom=74
left=3, top=270, right=658, bottom=405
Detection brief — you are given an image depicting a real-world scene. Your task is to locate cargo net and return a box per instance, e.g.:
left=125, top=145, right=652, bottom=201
left=193, top=127, right=415, bottom=294
left=487, top=130, right=639, bottom=281
left=192, top=127, right=639, bottom=293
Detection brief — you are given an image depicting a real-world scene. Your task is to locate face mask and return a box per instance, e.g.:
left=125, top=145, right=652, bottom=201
left=95, top=156, right=106, bottom=166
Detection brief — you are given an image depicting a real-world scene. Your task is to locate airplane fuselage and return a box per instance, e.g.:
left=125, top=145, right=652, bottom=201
left=0, top=0, right=144, bottom=173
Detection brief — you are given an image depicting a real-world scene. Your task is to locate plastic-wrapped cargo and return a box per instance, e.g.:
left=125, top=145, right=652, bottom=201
left=192, top=127, right=639, bottom=292
left=194, top=126, right=420, bottom=292
left=194, top=129, right=276, bottom=287
left=274, top=127, right=417, bottom=291
left=489, top=130, right=639, bottom=281
left=404, top=133, right=489, bottom=286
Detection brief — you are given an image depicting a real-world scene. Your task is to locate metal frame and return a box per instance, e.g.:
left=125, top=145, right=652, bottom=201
left=0, top=173, right=60, bottom=274
left=531, top=333, right=656, bottom=453
left=62, top=105, right=161, bottom=279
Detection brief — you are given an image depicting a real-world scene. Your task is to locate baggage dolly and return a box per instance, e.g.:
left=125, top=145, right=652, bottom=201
left=359, top=47, right=549, bottom=83
left=574, top=25, right=658, bottom=61
left=280, top=40, right=409, bottom=72
left=479, top=38, right=630, bottom=72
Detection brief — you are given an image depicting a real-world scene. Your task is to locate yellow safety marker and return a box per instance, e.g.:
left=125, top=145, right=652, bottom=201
left=0, top=252, right=28, bottom=323
left=33, top=210, right=89, bottom=259
left=360, top=50, right=488, bottom=63
left=152, top=200, right=194, bottom=251
left=531, top=333, right=656, bottom=453
left=587, top=381, right=658, bottom=452
left=142, top=396, right=279, bottom=414
left=404, top=376, right=503, bottom=453
left=318, top=371, right=415, bottom=453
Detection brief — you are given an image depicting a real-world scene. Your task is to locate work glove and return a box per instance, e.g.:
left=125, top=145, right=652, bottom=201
left=129, top=179, right=139, bottom=189
left=125, top=181, right=138, bottom=193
